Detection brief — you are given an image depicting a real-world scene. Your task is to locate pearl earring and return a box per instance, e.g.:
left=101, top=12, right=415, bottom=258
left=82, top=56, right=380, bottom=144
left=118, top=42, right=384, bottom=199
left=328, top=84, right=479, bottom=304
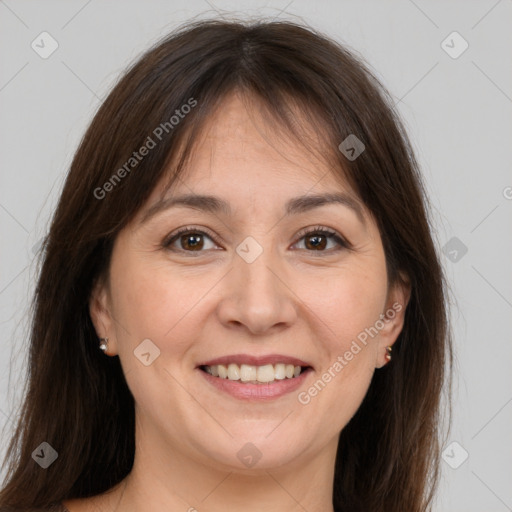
left=99, top=337, right=109, bottom=352
left=385, top=345, right=392, bottom=362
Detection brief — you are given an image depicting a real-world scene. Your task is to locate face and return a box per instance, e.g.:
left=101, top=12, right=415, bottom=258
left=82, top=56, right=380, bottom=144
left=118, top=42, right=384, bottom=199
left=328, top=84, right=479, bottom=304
left=91, top=93, right=409, bottom=473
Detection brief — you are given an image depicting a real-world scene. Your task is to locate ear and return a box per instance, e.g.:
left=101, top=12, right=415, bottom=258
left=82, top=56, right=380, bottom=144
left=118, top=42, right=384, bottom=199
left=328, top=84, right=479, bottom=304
left=89, top=275, right=118, bottom=356
left=375, top=273, right=411, bottom=369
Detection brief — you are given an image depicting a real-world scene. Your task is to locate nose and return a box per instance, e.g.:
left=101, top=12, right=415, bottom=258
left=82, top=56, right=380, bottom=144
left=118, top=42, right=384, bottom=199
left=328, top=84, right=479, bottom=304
left=216, top=245, right=298, bottom=336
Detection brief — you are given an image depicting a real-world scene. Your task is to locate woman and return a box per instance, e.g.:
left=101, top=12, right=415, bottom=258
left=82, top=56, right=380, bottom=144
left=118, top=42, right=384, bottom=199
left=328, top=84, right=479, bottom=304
left=0, top=18, right=452, bottom=512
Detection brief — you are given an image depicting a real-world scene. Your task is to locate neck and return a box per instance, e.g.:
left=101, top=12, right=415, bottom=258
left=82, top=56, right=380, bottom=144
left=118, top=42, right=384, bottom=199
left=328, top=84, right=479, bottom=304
left=110, top=415, right=338, bottom=512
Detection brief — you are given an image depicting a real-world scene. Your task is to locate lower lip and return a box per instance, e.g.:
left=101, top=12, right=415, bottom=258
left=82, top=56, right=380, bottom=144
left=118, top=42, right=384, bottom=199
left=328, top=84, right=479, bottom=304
left=198, top=368, right=313, bottom=401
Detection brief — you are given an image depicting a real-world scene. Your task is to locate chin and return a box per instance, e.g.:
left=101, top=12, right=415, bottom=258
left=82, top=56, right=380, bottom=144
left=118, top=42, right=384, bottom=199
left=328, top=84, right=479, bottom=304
left=193, top=429, right=308, bottom=473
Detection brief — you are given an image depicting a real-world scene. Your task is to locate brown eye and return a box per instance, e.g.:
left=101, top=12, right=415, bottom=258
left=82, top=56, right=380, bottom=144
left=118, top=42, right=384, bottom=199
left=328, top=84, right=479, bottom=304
left=304, top=233, right=328, bottom=250
left=164, top=228, right=218, bottom=253
left=294, top=227, right=349, bottom=252
left=178, top=233, right=205, bottom=251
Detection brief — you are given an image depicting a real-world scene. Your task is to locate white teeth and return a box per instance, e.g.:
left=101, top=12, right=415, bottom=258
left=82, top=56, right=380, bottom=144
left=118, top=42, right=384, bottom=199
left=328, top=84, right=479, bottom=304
left=218, top=364, right=228, bottom=379
left=240, top=364, right=257, bottom=382
left=257, top=364, right=275, bottom=383
left=227, top=363, right=241, bottom=380
left=274, top=363, right=286, bottom=380
left=203, top=363, right=305, bottom=383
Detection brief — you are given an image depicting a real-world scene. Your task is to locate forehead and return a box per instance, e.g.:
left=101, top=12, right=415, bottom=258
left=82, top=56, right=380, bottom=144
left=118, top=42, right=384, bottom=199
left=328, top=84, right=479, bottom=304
left=144, top=92, right=366, bottom=221
left=128, top=92, right=380, bottom=241
left=180, top=92, right=351, bottom=189
left=205, top=95, right=329, bottom=176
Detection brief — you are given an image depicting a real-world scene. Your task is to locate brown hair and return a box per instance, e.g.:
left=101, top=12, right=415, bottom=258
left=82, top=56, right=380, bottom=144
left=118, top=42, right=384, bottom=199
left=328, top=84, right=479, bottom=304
left=0, top=18, right=452, bottom=511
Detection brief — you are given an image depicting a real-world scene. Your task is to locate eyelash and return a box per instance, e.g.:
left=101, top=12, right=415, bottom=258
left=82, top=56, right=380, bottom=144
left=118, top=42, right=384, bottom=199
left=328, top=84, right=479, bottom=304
left=162, top=225, right=350, bottom=255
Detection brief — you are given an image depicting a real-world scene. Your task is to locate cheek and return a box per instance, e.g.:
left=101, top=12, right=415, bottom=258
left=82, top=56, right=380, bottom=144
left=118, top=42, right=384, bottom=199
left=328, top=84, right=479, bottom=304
left=108, top=250, right=217, bottom=363
left=111, top=265, right=172, bottom=336
left=107, top=256, right=205, bottom=426
left=298, top=260, right=388, bottom=345
left=107, top=242, right=166, bottom=342
left=294, top=261, right=387, bottom=410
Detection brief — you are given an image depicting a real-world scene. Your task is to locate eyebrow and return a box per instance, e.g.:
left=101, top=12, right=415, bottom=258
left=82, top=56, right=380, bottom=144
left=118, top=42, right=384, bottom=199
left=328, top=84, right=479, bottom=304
left=140, top=192, right=366, bottom=225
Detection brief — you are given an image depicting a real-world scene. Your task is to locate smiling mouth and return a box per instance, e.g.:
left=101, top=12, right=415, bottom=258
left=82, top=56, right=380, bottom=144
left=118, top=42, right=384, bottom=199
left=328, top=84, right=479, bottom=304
left=199, top=363, right=311, bottom=384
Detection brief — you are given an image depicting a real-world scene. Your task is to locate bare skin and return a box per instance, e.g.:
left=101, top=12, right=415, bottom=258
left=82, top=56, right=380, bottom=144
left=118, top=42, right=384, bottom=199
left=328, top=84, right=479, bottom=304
left=65, top=92, right=410, bottom=512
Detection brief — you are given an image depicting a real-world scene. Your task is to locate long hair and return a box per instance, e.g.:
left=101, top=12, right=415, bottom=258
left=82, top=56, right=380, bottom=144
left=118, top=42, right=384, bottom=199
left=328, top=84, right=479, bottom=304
left=0, top=18, right=452, bottom=511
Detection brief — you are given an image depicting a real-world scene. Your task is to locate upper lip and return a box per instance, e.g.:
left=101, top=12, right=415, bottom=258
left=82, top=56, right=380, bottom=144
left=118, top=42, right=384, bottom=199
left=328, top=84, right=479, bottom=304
left=197, top=354, right=313, bottom=369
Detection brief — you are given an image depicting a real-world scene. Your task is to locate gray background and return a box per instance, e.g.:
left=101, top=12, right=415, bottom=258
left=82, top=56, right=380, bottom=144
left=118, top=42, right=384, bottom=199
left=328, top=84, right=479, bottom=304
left=1, top=1, right=511, bottom=510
